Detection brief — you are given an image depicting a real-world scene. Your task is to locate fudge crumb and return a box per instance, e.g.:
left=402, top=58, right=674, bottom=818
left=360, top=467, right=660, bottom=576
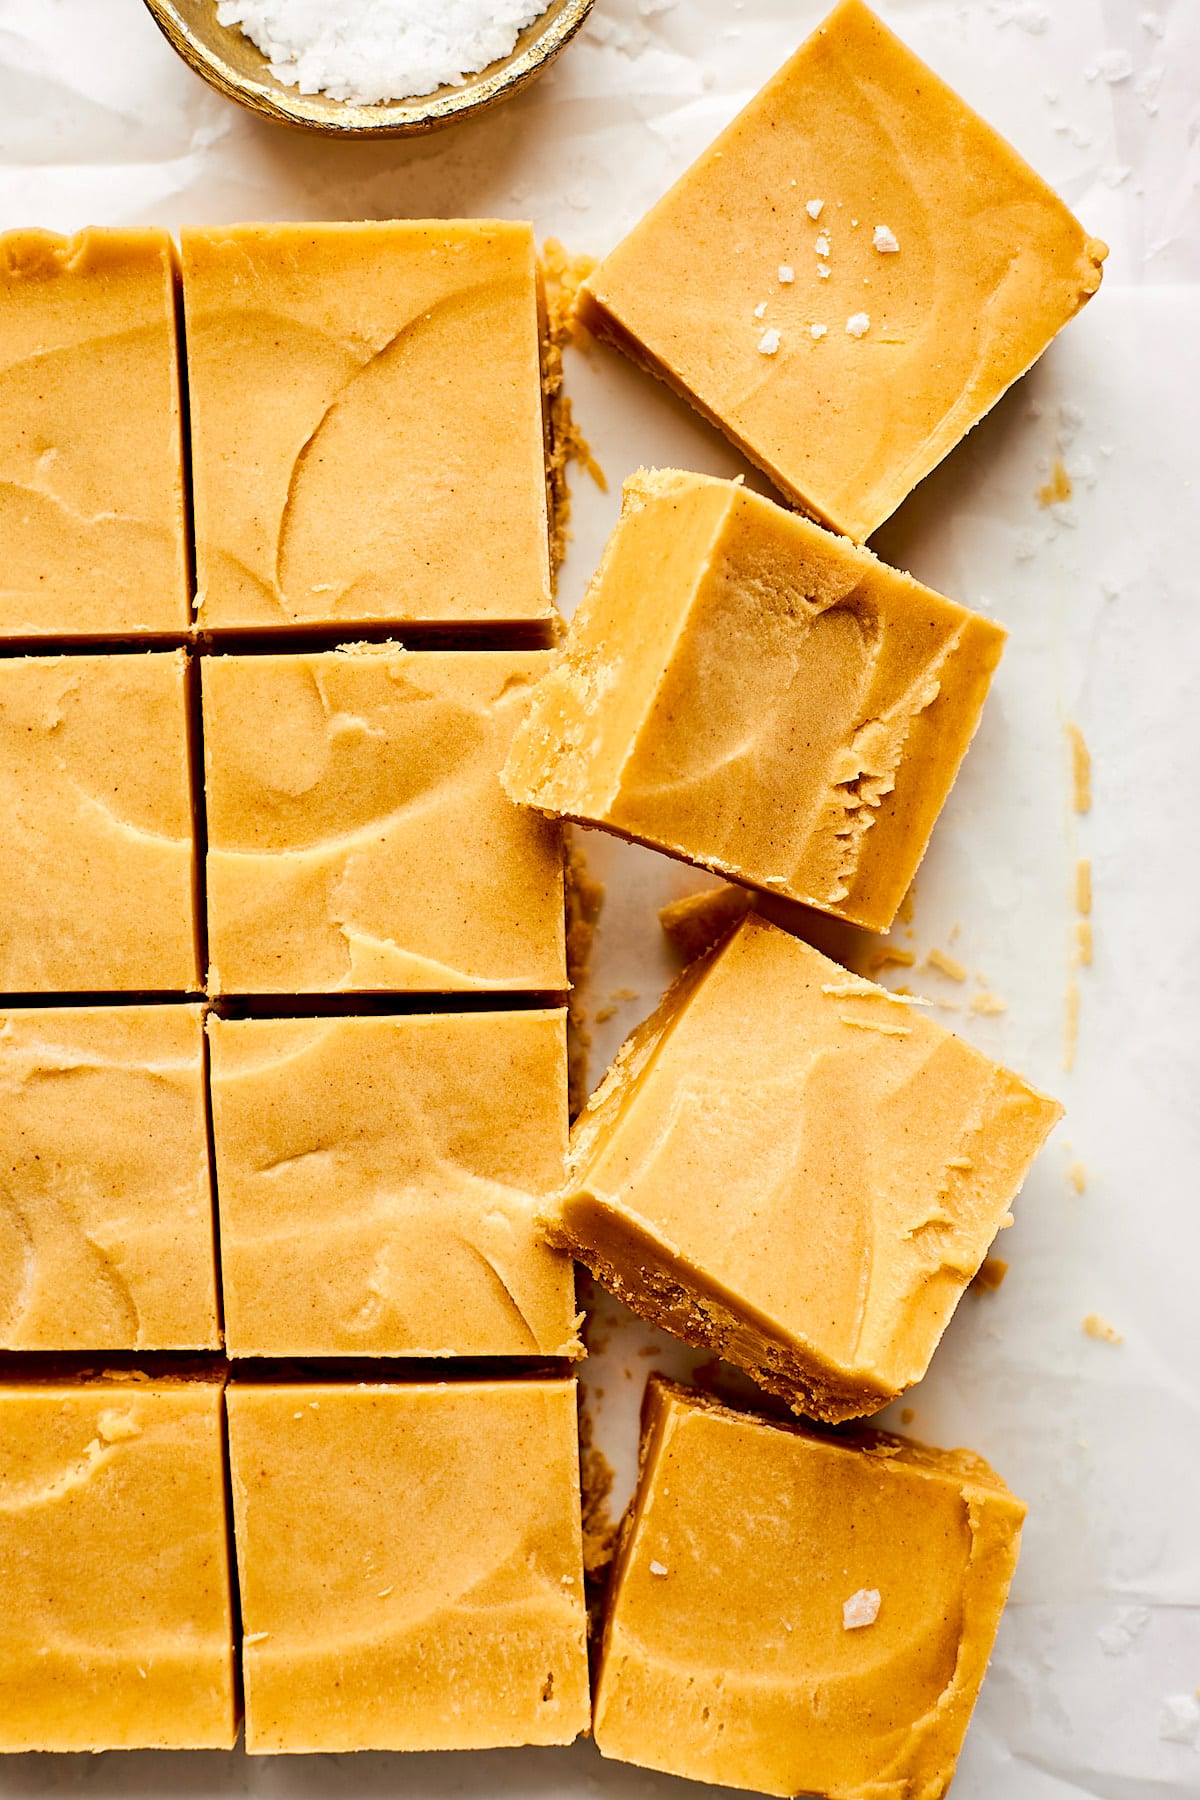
left=244, top=1632, right=270, bottom=1645
left=814, top=233, right=831, bottom=257
left=806, top=198, right=825, bottom=219
left=866, top=946, right=915, bottom=972
left=873, top=224, right=900, bottom=253
left=754, top=299, right=768, bottom=318
left=1037, top=455, right=1073, bottom=506
left=810, top=322, right=828, bottom=338
left=900, top=1407, right=915, bottom=1425
left=1083, top=1312, right=1123, bottom=1345
left=758, top=327, right=781, bottom=356
left=594, top=986, right=639, bottom=1025
left=778, top=263, right=794, bottom=283
left=1075, top=919, right=1094, bottom=966
left=1076, top=857, right=1093, bottom=916
left=926, top=947, right=968, bottom=982
left=1068, top=1159, right=1088, bottom=1194
left=843, top=1588, right=881, bottom=1629
left=846, top=311, right=870, bottom=337
left=649, top=1560, right=669, bottom=1578
left=970, top=990, right=1007, bottom=1016
left=1064, top=976, right=1080, bottom=1071
left=578, top=1393, right=619, bottom=1597
left=659, top=885, right=753, bottom=963
left=540, top=239, right=606, bottom=580
left=1067, top=722, right=1092, bottom=813
left=971, top=1257, right=1009, bottom=1295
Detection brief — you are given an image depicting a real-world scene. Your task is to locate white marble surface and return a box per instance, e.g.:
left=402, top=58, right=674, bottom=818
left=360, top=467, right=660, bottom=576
left=0, top=0, right=1197, bottom=1794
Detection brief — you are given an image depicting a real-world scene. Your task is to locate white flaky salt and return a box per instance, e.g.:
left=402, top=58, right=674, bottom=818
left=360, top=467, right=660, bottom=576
left=845, top=311, right=871, bottom=338
left=810, top=323, right=827, bottom=338
left=806, top=198, right=825, bottom=219
left=814, top=233, right=831, bottom=257
left=753, top=300, right=768, bottom=319
left=649, top=1559, right=669, bottom=1577
left=778, top=264, right=794, bottom=283
left=873, top=224, right=900, bottom=253
left=757, top=328, right=782, bottom=356
left=217, top=0, right=551, bottom=104
left=842, top=1587, right=881, bottom=1629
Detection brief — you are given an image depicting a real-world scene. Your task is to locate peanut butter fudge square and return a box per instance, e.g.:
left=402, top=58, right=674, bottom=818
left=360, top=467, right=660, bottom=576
left=594, top=1378, right=1025, bottom=1798
left=0, top=1004, right=218, bottom=1349
left=504, top=469, right=1004, bottom=933
left=208, top=1008, right=578, bottom=1357
left=183, top=220, right=553, bottom=629
left=549, top=913, right=1061, bottom=1421
left=0, top=1373, right=236, bottom=1750
left=202, top=646, right=566, bottom=994
left=0, top=651, right=198, bottom=992
left=0, top=227, right=188, bottom=638
left=579, top=0, right=1105, bottom=542
left=226, top=1378, right=590, bottom=1752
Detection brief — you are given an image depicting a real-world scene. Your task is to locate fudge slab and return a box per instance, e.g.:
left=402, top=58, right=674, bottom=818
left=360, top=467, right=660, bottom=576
left=202, top=647, right=566, bottom=994
left=551, top=914, right=1062, bottom=1421
left=0, top=1376, right=236, bottom=1751
left=0, top=1004, right=218, bottom=1349
left=226, top=1379, right=590, bottom=1753
left=594, top=1378, right=1025, bottom=1798
left=504, top=469, right=1004, bottom=932
left=0, top=651, right=198, bottom=992
left=182, top=220, right=552, bottom=630
left=209, top=1008, right=578, bottom=1357
left=578, top=0, right=1106, bottom=543
left=0, top=227, right=188, bottom=639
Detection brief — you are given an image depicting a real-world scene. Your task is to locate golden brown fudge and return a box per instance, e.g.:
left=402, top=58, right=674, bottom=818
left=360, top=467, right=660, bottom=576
left=550, top=914, right=1061, bottom=1421
left=227, top=1378, right=590, bottom=1752
left=203, top=647, right=565, bottom=993
left=0, top=227, right=188, bottom=639
left=504, top=471, right=1004, bottom=932
left=0, top=652, right=198, bottom=991
left=182, top=221, right=552, bottom=630
left=0, top=1005, right=218, bottom=1349
left=0, top=1374, right=237, bottom=1751
left=595, top=1378, right=1025, bottom=1798
left=209, top=1008, right=578, bottom=1357
left=579, top=0, right=1106, bottom=542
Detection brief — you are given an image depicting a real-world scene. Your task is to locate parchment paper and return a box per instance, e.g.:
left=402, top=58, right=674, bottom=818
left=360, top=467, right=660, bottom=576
left=0, top=1, right=1196, bottom=1795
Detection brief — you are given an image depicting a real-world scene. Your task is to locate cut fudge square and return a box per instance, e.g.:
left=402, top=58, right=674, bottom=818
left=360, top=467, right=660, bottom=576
left=578, top=0, right=1106, bottom=543
left=0, top=227, right=188, bottom=639
left=504, top=470, right=1004, bottom=933
left=594, top=1378, right=1025, bottom=1798
left=0, top=651, right=198, bottom=992
left=550, top=914, right=1061, bottom=1421
left=226, top=1378, right=590, bottom=1753
left=202, top=647, right=566, bottom=994
left=0, top=1004, right=218, bottom=1349
left=209, top=1008, right=579, bottom=1357
left=182, top=220, right=552, bottom=630
left=0, top=1374, right=237, bottom=1751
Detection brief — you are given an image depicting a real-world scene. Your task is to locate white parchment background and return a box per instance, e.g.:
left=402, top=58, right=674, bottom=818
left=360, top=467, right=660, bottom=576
left=0, top=1, right=1196, bottom=1796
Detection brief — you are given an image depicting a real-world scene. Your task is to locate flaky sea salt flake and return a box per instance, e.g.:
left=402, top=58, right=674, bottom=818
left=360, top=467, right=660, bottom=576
left=778, top=264, right=794, bottom=283
left=873, top=224, right=900, bottom=253
left=843, top=1588, right=881, bottom=1629
left=810, top=323, right=827, bottom=339
left=845, top=311, right=870, bottom=338
left=806, top=198, right=824, bottom=219
left=814, top=234, right=831, bottom=257
left=757, top=328, right=782, bottom=356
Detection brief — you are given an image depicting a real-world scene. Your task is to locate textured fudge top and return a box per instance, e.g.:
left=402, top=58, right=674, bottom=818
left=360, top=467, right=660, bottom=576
left=0, top=226, right=188, bottom=638
left=183, top=219, right=552, bottom=629
left=580, top=0, right=1105, bottom=541
left=0, top=1004, right=218, bottom=1350
left=208, top=1008, right=579, bottom=1357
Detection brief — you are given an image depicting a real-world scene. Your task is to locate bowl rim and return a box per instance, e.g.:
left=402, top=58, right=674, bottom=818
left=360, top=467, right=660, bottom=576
left=141, top=0, right=595, bottom=137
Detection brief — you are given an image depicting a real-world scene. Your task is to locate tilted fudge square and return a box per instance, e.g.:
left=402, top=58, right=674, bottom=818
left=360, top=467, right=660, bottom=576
left=594, top=1378, right=1025, bottom=1799
left=0, top=1004, right=218, bottom=1349
left=504, top=470, right=1004, bottom=933
left=208, top=1007, right=579, bottom=1357
left=578, top=0, right=1106, bottom=542
left=226, top=1378, right=590, bottom=1753
left=549, top=914, right=1061, bottom=1421
left=0, top=1374, right=237, bottom=1751
left=0, top=651, right=198, bottom=992
left=0, top=226, right=188, bottom=639
left=182, top=220, right=553, bottom=630
left=202, top=646, right=566, bottom=994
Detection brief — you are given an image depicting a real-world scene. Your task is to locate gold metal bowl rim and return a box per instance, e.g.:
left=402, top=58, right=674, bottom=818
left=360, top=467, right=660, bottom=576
left=141, top=0, right=595, bottom=137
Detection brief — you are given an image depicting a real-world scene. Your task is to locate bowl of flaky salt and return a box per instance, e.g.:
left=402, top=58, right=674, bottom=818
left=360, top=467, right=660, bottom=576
left=142, top=0, right=595, bottom=136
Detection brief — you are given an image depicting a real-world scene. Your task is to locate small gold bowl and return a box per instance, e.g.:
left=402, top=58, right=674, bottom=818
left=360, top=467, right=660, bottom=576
left=142, top=0, right=594, bottom=137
